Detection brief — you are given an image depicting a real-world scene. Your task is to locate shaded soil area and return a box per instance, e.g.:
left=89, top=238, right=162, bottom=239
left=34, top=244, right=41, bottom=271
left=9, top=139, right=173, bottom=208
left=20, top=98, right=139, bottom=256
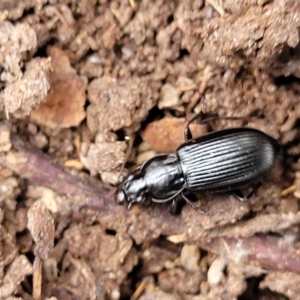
left=0, top=0, right=300, bottom=299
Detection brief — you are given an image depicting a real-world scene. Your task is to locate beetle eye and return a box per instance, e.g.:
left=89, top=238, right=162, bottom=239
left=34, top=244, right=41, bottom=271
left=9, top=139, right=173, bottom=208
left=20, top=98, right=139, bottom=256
left=117, top=190, right=126, bottom=204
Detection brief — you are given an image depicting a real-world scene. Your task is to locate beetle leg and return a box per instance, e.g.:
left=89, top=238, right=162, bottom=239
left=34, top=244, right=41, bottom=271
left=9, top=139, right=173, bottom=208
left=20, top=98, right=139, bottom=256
left=231, top=183, right=262, bottom=202
left=169, top=197, right=180, bottom=215
left=246, top=182, right=262, bottom=198
left=184, top=126, right=193, bottom=141
left=151, top=188, right=185, bottom=203
left=181, top=193, right=205, bottom=214
left=231, top=189, right=247, bottom=202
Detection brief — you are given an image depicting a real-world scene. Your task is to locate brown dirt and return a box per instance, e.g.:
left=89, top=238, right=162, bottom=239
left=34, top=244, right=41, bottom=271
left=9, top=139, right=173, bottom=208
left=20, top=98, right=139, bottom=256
left=0, top=0, right=300, bottom=299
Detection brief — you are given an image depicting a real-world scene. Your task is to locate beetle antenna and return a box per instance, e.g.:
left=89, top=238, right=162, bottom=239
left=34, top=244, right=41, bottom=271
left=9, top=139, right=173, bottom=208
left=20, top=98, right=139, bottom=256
left=118, top=133, right=136, bottom=183
left=118, top=162, right=125, bottom=183
left=185, top=112, right=251, bottom=141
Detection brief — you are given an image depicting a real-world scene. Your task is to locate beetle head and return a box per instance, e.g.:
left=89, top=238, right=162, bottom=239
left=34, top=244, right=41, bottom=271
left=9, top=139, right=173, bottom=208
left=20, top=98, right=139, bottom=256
left=117, top=174, right=147, bottom=209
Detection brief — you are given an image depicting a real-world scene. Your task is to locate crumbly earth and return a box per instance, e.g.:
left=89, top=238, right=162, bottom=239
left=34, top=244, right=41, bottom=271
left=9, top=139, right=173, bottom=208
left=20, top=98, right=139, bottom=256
left=0, top=0, right=300, bottom=299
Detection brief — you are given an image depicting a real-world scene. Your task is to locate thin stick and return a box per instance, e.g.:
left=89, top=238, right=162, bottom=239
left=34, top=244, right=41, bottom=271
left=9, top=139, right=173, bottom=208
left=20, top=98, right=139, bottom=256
left=206, top=0, right=225, bottom=16
left=33, top=256, right=42, bottom=300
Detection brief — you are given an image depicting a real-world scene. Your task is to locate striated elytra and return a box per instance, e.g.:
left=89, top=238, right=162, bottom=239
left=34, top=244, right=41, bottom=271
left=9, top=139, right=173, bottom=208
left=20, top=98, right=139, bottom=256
left=118, top=120, right=282, bottom=213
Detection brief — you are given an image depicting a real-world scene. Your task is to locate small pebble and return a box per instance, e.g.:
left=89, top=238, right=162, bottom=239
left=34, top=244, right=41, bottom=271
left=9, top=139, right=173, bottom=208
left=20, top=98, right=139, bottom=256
left=180, top=244, right=200, bottom=272
left=0, top=122, right=11, bottom=152
left=158, top=83, right=180, bottom=109
left=111, top=289, right=120, bottom=300
left=207, top=257, right=226, bottom=286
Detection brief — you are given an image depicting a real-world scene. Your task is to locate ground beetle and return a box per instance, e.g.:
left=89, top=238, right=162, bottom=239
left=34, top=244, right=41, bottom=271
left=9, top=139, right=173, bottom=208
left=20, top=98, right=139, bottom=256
left=117, top=114, right=282, bottom=213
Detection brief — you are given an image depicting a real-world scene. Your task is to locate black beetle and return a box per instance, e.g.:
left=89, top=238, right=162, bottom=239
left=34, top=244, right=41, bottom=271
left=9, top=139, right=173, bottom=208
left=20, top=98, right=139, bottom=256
left=117, top=115, right=282, bottom=213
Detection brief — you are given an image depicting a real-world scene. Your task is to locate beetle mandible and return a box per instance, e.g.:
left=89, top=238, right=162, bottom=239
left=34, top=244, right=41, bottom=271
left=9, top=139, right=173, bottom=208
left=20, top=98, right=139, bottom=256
left=117, top=114, right=282, bottom=213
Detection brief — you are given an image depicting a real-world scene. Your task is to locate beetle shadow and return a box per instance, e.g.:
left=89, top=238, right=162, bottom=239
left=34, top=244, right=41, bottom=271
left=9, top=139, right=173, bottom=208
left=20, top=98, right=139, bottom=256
left=169, top=193, right=205, bottom=215
left=170, top=185, right=263, bottom=216
left=142, top=182, right=266, bottom=216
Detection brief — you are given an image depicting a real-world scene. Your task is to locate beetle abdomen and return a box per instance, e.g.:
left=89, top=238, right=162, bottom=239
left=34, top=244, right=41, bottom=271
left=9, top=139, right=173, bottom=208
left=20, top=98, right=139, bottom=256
left=177, top=128, right=281, bottom=192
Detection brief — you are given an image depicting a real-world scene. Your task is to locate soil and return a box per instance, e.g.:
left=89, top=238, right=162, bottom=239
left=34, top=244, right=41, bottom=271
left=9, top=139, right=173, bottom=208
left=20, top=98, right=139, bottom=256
left=0, top=0, right=300, bottom=299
